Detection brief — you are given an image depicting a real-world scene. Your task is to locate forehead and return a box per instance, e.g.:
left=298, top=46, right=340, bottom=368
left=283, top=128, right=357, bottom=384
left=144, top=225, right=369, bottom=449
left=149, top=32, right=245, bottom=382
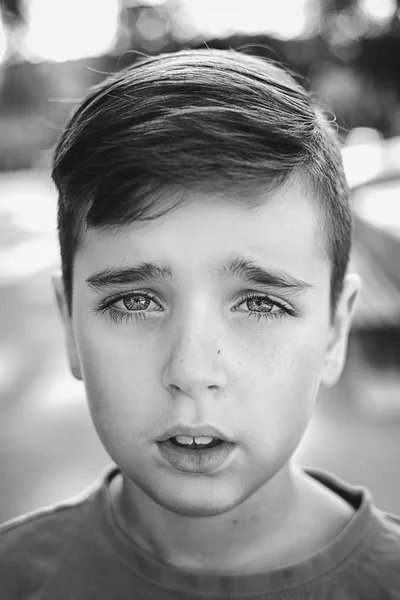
left=77, top=179, right=328, bottom=285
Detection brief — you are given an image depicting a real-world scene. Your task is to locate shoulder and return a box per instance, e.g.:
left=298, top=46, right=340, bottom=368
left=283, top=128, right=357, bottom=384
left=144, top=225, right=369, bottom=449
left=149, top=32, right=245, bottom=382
left=349, top=507, right=400, bottom=597
left=0, top=469, right=110, bottom=600
left=0, top=492, right=87, bottom=550
left=368, top=507, right=400, bottom=559
left=0, top=495, right=87, bottom=598
left=304, top=468, right=400, bottom=597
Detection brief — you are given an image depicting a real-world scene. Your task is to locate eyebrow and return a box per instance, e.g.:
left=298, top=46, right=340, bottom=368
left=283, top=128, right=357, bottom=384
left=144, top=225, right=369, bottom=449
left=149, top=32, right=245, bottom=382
left=85, top=256, right=313, bottom=294
left=214, top=257, right=313, bottom=293
left=86, top=262, right=174, bottom=291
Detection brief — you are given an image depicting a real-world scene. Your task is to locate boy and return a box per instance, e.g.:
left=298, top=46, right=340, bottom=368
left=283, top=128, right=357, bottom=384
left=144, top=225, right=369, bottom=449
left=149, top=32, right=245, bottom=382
left=0, top=48, right=399, bottom=599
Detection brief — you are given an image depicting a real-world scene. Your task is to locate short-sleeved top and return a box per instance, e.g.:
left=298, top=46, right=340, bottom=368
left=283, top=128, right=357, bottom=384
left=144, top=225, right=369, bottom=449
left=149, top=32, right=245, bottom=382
left=0, top=465, right=399, bottom=599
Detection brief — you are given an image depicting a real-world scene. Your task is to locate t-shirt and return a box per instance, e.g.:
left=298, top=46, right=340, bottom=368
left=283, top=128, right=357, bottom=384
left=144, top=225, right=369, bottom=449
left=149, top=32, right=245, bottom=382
left=0, top=465, right=399, bottom=599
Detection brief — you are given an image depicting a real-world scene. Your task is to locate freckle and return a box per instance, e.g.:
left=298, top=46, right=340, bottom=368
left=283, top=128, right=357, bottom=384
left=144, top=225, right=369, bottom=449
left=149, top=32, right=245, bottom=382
left=232, top=519, right=239, bottom=525
left=217, top=349, right=221, bottom=354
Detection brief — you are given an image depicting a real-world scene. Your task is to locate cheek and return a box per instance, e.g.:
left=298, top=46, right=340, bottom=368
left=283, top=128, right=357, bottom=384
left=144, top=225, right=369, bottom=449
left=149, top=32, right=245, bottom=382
left=240, top=324, right=328, bottom=438
left=74, top=319, right=160, bottom=439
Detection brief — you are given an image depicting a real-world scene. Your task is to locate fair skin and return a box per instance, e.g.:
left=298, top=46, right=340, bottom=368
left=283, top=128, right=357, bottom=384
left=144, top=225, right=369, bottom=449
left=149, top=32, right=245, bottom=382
left=53, top=179, right=360, bottom=573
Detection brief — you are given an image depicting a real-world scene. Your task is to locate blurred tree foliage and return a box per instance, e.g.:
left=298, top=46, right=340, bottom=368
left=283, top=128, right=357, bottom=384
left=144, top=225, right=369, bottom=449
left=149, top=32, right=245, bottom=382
left=0, top=0, right=24, bottom=28
left=0, top=0, right=400, bottom=170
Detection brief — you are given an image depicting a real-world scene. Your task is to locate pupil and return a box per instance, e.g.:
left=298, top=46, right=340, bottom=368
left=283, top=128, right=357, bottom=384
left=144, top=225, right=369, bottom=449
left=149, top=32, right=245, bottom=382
left=248, top=298, right=272, bottom=312
left=124, top=295, right=149, bottom=310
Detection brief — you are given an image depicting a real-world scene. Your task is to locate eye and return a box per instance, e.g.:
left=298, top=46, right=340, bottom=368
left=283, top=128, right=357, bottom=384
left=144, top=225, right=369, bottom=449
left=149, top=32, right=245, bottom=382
left=113, top=293, right=161, bottom=312
left=233, top=292, right=297, bottom=322
left=242, top=296, right=277, bottom=313
left=94, top=291, right=164, bottom=324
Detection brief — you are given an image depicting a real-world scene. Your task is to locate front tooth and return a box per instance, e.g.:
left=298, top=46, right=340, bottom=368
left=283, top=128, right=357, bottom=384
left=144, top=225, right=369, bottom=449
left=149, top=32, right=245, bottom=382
left=175, top=435, right=194, bottom=445
left=194, top=436, right=214, bottom=444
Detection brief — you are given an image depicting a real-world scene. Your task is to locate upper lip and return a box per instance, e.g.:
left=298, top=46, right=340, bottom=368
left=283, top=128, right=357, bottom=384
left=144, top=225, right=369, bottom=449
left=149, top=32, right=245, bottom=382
left=158, top=425, right=233, bottom=443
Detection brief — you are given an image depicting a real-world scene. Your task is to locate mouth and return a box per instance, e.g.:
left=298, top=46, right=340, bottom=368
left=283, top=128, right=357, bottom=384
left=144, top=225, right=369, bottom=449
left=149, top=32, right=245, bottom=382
left=156, top=427, right=236, bottom=473
left=158, top=424, right=233, bottom=444
left=168, top=435, right=224, bottom=450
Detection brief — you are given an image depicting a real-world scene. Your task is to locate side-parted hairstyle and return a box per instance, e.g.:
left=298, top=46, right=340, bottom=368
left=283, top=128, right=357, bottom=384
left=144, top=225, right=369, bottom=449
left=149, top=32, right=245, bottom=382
left=51, top=48, right=352, bottom=319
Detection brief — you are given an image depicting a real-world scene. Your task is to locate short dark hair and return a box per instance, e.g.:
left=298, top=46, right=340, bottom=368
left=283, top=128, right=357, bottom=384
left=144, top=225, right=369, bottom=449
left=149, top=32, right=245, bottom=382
left=51, top=48, right=352, bottom=319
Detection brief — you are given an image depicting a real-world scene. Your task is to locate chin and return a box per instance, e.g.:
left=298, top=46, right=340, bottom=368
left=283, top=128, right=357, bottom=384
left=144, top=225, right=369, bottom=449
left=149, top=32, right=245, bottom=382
left=161, top=495, right=237, bottom=518
left=150, top=475, right=248, bottom=517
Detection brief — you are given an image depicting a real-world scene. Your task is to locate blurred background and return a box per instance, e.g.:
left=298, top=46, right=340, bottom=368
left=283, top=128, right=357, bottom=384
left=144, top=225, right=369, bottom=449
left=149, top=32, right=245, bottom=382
left=0, top=0, right=400, bottom=524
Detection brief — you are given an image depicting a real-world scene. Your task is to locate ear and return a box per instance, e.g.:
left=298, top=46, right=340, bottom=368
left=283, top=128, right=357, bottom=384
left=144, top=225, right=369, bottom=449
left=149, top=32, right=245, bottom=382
left=52, top=272, right=83, bottom=381
left=320, top=273, right=361, bottom=387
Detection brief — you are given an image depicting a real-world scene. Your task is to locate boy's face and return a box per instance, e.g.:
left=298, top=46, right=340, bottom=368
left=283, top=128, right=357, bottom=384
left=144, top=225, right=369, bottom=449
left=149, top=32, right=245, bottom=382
left=54, top=180, right=359, bottom=517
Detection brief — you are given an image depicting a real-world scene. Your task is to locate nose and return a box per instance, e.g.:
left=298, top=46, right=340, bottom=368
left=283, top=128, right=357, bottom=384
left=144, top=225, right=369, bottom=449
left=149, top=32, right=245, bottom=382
left=161, top=322, right=228, bottom=399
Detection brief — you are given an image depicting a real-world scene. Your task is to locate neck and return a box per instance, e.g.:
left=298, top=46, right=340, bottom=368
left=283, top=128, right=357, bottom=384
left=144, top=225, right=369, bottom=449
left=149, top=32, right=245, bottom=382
left=109, top=463, right=351, bottom=573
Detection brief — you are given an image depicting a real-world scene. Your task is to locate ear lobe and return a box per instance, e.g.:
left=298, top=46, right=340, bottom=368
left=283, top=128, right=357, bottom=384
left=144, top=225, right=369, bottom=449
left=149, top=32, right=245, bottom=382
left=321, top=273, right=361, bottom=388
left=52, top=273, right=83, bottom=381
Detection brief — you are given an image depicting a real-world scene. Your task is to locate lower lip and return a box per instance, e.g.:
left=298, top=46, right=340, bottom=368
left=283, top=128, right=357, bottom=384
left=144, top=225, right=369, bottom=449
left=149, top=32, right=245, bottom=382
left=157, top=440, right=236, bottom=474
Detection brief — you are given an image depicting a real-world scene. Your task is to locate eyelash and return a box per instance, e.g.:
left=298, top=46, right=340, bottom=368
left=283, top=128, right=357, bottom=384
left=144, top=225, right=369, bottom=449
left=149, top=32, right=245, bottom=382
left=94, top=291, right=298, bottom=325
left=94, top=291, right=162, bottom=325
